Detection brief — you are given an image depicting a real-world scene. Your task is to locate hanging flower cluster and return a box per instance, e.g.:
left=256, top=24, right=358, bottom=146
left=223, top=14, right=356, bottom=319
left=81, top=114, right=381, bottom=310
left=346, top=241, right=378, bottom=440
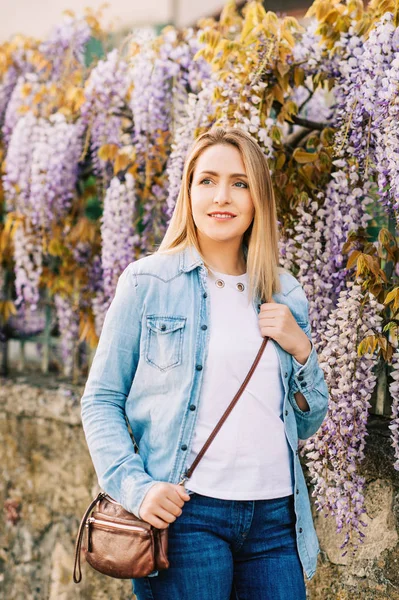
left=389, top=351, right=399, bottom=471
left=3, top=112, right=83, bottom=306
left=303, top=283, right=384, bottom=554
left=97, top=173, right=137, bottom=331
left=81, top=49, right=131, bottom=183
left=54, top=293, right=80, bottom=377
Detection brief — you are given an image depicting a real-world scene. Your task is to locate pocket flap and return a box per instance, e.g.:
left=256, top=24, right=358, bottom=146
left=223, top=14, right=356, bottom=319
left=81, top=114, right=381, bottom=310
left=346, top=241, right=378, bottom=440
left=146, top=316, right=186, bottom=334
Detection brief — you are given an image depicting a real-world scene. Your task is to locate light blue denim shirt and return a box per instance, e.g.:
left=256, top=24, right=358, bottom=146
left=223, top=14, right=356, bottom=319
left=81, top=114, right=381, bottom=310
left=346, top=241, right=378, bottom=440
left=81, top=244, right=329, bottom=581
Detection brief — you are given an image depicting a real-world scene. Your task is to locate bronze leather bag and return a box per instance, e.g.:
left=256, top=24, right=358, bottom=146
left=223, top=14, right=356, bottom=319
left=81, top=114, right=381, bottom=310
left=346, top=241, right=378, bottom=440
left=73, top=337, right=268, bottom=583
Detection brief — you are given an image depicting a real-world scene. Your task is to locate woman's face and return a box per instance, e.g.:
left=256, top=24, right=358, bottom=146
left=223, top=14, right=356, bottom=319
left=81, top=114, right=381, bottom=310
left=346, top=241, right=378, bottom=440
left=190, top=143, right=255, bottom=247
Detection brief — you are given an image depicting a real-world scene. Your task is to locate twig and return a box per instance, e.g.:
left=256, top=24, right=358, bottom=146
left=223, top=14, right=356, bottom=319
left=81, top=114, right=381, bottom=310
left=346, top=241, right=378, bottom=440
left=291, top=115, right=327, bottom=130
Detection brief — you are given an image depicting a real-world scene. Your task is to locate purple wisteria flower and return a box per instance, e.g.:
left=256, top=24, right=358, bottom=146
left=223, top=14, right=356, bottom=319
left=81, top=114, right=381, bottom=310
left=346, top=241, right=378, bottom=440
left=3, top=111, right=84, bottom=308
left=81, top=49, right=130, bottom=181
left=38, top=13, right=91, bottom=79
left=12, top=220, right=43, bottom=310
left=54, top=293, right=80, bottom=377
left=303, top=282, right=384, bottom=554
left=389, top=351, right=399, bottom=471
left=100, top=173, right=137, bottom=313
left=4, top=111, right=83, bottom=227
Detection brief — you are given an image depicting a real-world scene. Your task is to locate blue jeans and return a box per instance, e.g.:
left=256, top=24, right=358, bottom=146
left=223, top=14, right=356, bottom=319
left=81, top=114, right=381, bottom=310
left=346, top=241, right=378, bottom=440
left=132, top=492, right=306, bottom=600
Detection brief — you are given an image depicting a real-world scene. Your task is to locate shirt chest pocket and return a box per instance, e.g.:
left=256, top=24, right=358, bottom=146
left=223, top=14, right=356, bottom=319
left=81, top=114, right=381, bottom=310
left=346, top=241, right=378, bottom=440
left=145, top=315, right=186, bottom=372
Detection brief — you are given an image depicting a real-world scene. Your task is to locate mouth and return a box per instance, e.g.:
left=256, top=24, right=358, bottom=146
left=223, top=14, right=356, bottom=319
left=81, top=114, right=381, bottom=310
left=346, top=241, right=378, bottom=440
left=208, top=212, right=237, bottom=220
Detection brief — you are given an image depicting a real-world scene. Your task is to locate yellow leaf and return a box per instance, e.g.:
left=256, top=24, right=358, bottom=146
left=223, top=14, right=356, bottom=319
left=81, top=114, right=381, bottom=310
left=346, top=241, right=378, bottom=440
left=200, top=30, right=221, bottom=50
left=0, top=300, right=17, bottom=325
left=346, top=250, right=361, bottom=269
left=79, top=315, right=99, bottom=347
left=384, top=287, right=399, bottom=306
left=17, top=105, right=30, bottom=115
left=347, top=0, right=363, bottom=18
left=114, top=153, right=130, bottom=175
left=219, top=0, right=239, bottom=26
left=281, top=28, right=296, bottom=48
left=324, top=9, right=340, bottom=25
left=272, top=84, right=284, bottom=104
left=270, top=125, right=282, bottom=143
left=320, top=127, right=335, bottom=147
left=20, top=83, right=32, bottom=98
left=127, top=164, right=138, bottom=177
left=282, top=16, right=304, bottom=32
left=294, top=67, right=305, bottom=87
left=293, top=149, right=319, bottom=164
left=48, top=238, right=64, bottom=257
left=276, top=153, right=286, bottom=170
left=262, top=12, right=279, bottom=35
left=277, top=61, right=291, bottom=78
left=98, top=144, right=119, bottom=162
left=316, top=0, right=334, bottom=21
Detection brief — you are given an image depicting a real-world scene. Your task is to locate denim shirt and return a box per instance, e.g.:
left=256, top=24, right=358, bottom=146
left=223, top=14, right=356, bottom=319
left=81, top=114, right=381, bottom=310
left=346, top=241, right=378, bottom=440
left=80, top=244, right=329, bottom=581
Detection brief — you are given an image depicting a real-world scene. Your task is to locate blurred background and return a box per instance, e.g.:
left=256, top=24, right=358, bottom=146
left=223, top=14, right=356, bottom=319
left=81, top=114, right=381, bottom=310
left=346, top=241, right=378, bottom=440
left=0, top=0, right=310, bottom=42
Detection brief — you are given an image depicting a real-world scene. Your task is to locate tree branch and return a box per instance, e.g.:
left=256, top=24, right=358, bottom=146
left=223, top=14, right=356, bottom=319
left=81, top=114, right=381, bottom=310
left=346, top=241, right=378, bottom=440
left=291, top=115, right=327, bottom=130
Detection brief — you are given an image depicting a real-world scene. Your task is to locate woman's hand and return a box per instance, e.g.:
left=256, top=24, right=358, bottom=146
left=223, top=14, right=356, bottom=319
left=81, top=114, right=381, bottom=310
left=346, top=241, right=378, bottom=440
left=139, top=482, right=190, bottom=529
left=258, top=302, right=312, bottom=364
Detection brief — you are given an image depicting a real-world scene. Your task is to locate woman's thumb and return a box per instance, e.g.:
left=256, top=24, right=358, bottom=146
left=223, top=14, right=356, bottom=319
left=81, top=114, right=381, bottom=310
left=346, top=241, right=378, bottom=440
left=175, top=483, right=190, bottom=499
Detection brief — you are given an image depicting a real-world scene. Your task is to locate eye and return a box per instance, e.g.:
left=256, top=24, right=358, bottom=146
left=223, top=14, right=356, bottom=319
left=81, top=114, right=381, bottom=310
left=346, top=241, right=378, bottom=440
left=200, top=178, right=212, bottom=185
left=234, top=181, right=248, bottom=188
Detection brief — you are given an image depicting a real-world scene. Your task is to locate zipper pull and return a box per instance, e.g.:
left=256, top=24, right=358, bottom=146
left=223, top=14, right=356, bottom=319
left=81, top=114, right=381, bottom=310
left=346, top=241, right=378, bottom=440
left=85, top=518, right=93, bottom=552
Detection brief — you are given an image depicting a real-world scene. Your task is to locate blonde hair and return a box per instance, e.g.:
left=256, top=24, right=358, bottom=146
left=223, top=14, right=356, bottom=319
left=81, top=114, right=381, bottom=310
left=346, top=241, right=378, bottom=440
left=157, top=125, right=281, bottom=302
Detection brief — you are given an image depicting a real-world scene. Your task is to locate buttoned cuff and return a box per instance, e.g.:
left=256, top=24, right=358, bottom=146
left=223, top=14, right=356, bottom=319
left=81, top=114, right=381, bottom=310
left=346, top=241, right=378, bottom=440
left=291, top=340, right=318, bottom=394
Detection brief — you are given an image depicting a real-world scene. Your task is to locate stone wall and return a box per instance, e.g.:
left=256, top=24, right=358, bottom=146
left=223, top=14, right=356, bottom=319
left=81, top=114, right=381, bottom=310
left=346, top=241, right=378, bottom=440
left=1, top=374, right=398, bottom=600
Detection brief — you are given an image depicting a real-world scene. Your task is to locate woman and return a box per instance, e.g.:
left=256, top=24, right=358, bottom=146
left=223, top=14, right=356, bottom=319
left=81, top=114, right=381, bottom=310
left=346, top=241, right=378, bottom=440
left=81, top=126, right=329, bottom=600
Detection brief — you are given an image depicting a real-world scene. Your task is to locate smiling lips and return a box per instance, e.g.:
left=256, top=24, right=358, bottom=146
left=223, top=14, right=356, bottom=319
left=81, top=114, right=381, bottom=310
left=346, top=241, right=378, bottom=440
left=208, top=212, right=237, bottom=220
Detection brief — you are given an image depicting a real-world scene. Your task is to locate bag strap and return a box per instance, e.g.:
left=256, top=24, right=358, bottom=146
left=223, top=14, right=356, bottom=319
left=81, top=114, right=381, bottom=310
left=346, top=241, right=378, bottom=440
left=182, top=336, right=269, bottom=483
left=73, top=491, right=107, bottom=583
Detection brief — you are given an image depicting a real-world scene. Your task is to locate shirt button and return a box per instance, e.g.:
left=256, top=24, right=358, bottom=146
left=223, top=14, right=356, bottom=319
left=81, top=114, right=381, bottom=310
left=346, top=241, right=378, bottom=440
left=189, top=404, right=196, bottom=411
left=181, top=444, right=187, bottom=451
left=298, top=374, right=304, bottom=381
left=160, top=324, right=166, bottom=331
left=284, top=372, right=288, bottom=378
left=201, top=325, right=207, bottom=330
left=300, top=381, right=307, bottom=388
left=203, top=292, right=207, bottom=298
left=296, top=489, right=299, bottom=495
left=196, top=365, right=203, bottom=371
left=299, top=527, right=303, bottom=533
left=285, top=409, right=288, bottom=416
left=295, top=450, right=299, bottom=456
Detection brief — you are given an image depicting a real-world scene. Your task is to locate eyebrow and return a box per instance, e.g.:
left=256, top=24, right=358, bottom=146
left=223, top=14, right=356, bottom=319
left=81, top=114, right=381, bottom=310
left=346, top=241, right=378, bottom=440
left=197, top=170, right=248, bottom=178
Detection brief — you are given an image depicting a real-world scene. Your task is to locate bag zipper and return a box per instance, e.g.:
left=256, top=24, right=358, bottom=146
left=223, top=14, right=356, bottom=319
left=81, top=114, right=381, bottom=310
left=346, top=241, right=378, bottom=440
left=102, top=493, right=120, bottom=505
left=86, top=517, right=148, bottom=533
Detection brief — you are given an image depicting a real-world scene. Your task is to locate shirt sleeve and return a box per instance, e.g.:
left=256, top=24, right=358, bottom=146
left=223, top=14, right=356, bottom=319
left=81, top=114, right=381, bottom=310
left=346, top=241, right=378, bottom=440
left=80, top=264, right=158, bottom=517
left=287, top=289, right=329, bottom=440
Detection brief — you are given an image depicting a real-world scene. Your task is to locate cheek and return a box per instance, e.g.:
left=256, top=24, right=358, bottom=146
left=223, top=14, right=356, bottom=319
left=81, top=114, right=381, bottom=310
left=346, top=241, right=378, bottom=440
left=243, top=196, right=255, bottom=219
left=190, top=190, right=210, bottom=216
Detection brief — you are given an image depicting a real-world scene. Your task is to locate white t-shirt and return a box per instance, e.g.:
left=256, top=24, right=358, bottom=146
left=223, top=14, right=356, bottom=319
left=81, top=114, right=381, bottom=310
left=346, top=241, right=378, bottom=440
left=185, top=268, right=294, bottom=500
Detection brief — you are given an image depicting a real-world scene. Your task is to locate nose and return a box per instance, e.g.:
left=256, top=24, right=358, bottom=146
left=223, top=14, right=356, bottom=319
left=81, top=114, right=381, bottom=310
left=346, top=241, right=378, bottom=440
left=213, top=182, right=231, bottom=205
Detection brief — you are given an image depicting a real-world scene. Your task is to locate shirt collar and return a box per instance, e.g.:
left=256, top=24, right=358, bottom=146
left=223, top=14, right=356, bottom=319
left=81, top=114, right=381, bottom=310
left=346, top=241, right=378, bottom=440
left=179, top=243, right=249, bottom=273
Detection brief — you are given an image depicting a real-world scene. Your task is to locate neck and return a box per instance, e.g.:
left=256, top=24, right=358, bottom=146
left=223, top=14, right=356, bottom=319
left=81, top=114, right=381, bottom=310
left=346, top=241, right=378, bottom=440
left=197, top=236, right=246, bottom=276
